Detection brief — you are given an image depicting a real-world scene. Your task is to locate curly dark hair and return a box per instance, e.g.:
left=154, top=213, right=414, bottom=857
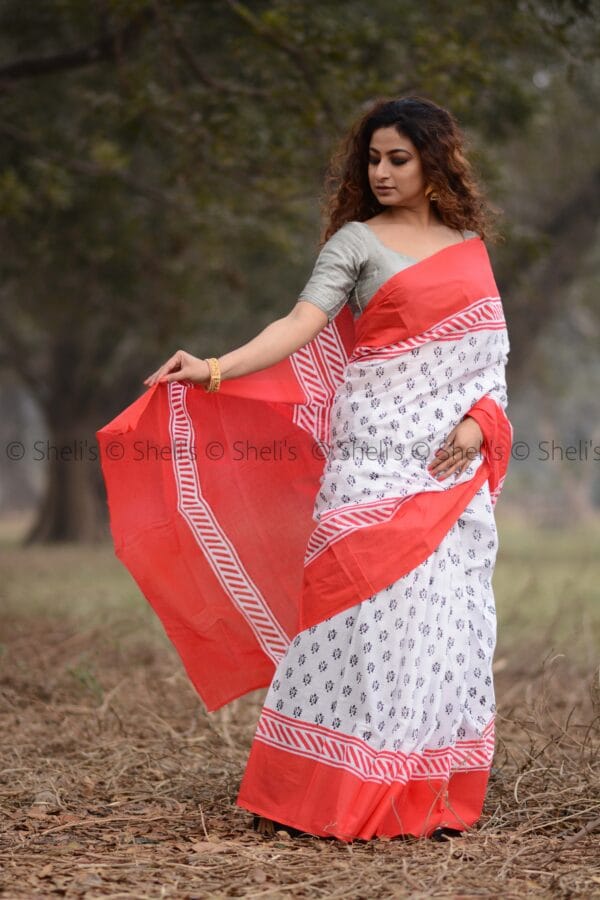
left=320, top=95, right=502, bottom=245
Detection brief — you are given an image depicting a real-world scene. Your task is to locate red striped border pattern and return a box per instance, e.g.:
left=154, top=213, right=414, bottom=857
left=348, top=296, right=505, bottom=364
left=168, top=382, right=290, bottom=663
left=304, top=495, right=412, bottom=564
left=256, top=707, right=495, bottom=785
left=290, top=319, right=349, bottom=444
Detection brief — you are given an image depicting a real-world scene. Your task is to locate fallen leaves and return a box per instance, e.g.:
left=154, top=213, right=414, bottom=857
left=0, top=601, right=598, bottom=898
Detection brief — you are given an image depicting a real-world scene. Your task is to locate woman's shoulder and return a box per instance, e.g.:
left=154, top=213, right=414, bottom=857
left=318, top=221, right=368, bottom=261
left=324, top=220, right=367, bottom=243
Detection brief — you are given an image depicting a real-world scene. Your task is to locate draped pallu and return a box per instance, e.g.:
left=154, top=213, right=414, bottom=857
left=97, top=238, right=513, bottom=838
left=97, top=239, right=513, bottom=784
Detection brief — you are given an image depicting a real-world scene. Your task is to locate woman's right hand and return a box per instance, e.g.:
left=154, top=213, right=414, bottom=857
left=143, top=350, right=212, bottom=387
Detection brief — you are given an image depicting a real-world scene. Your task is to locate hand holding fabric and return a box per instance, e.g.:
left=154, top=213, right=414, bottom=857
left=143, top=350, right=211, bottom=387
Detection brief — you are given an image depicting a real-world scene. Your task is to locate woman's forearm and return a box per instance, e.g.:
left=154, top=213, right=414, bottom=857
left=143, top=302, right=328, bottom=388
left=217, top=308, right=325, bottom=381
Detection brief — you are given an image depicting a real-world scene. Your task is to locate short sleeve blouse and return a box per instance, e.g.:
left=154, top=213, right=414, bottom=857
left=297, top=223, right=367, bottom=324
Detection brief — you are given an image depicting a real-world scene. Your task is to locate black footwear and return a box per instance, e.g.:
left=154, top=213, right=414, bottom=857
left=252, top=815, right=304, bottom=838
left=430, top=826, right=464, bottom=841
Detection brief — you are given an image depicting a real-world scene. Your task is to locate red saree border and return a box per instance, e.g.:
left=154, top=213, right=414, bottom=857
left=237, top=711, right=495, bottom=841
left=251, top=708, right=494, bottom=783
left=352, top=237, right=499, bottom=349
left=168, top=383, right=291, bottom=663
left=349, top=295, right=504, bottom=363
left=300, top=459, right=492, bottom=631
left=356, top=235, right=484, bottom=319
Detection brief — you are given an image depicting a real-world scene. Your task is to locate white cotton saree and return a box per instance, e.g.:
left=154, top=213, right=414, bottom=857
left=97, top=234, right=513, bottom=840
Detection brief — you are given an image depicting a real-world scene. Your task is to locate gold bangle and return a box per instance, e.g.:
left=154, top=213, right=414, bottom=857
left=204, top=357, right=221, bottom=392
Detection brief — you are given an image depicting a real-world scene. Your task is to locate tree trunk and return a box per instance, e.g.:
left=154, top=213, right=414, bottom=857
left=24, top=418, right=107, bottom=544
left=498, top=166, right=600, bottom=380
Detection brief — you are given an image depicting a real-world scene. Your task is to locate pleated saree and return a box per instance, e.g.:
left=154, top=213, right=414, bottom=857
left=97, top=233, right=513, bottom=841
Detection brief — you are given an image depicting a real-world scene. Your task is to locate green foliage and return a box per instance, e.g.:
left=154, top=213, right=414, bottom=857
left=0, top=0, right=596, bottom=420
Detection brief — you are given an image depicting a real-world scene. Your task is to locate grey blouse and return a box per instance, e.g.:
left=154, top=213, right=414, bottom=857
left=298, top=221, right=480, bottom=323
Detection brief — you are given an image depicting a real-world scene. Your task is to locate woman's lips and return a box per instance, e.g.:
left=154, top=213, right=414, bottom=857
left=375, top=186, right=394, bottom=192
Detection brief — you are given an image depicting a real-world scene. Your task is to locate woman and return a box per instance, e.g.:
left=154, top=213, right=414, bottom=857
left=97, top=95, right=512, bottom=842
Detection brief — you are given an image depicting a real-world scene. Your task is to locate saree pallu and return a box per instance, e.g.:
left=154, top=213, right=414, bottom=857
left=96, top=235, right=513, bottom=841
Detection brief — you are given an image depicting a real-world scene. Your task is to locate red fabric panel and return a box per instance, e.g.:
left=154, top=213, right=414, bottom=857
left=353, top=238, right=499, bottom=349
left=97, top=386, right=323, bottom=709
left=464, top=395, right=513, bottom=499
left=300, top=461, right=491, bottom=630
left=237, top=725, right=493, bottom=840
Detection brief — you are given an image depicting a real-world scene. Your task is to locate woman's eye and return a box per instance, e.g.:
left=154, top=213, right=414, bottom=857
left=368, top=158, right=406, bottom=166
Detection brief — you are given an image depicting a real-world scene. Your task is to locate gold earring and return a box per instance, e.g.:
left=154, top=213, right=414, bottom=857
left=425, top=184, right=439, bottom=201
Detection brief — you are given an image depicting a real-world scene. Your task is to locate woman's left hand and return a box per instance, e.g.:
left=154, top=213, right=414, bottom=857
left=427, top=416, right=484, bottom=481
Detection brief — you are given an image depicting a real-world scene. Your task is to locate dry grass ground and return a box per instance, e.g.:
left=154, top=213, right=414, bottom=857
left=0, top=514, right=598, bottom=898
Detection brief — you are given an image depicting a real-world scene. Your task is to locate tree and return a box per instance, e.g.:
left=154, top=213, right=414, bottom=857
left=0, top=0, right=597, bottom=540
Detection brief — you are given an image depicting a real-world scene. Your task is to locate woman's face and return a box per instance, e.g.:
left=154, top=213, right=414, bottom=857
left=367, top=126, right=427, bottom=207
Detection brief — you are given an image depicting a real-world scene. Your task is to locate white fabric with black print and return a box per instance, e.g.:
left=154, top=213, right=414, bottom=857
left=263, top=325, right=507, bottom=756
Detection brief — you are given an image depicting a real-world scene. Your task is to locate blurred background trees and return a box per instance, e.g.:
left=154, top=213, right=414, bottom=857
left=0, top=0, right=598, bottom=541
